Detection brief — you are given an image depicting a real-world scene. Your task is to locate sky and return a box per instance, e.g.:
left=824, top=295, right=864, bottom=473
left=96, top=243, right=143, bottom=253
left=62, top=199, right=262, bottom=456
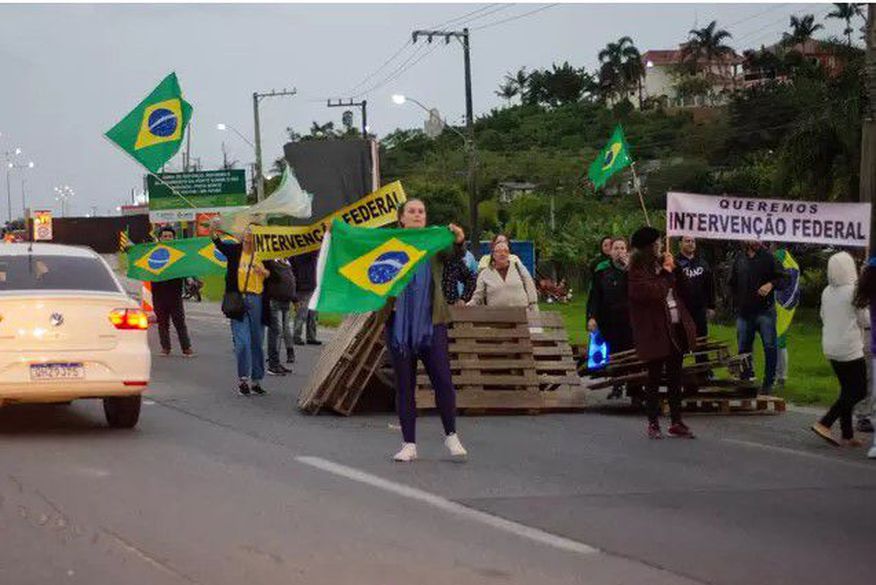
left=0, top=2, right=855, bottom=219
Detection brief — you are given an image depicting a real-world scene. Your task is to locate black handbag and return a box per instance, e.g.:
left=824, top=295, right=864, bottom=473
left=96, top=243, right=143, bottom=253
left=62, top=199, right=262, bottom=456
left=221, top=255, right=254, bottom=320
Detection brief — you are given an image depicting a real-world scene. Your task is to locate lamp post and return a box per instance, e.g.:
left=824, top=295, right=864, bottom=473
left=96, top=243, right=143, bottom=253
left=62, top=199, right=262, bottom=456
left=54, top=185, right=74, bottom=217
left=7, top=160, right=34, bottom=221
left=252, top=88, right=297, bottom=202
left=392, top=94, right=478, bottom=249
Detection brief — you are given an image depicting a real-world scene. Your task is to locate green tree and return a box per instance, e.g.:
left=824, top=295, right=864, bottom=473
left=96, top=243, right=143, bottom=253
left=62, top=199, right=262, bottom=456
left=597, top=36, right=644, bottom=106
left=495, top=79, right=518, bottom=105
left=826, top=3, right=864, bottom=46
left=784, top=14, right=825, bottom=46
left=680, top=20, right=734, bottom=74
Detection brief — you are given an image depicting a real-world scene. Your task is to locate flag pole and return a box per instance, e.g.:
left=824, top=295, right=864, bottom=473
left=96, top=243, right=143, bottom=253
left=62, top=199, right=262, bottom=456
left=630, top=162, right=651, bottom=227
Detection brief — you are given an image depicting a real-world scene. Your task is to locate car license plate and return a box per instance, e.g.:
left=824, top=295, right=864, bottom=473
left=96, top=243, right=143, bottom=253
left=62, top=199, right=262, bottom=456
left=30, top=362, right=85, bottom=381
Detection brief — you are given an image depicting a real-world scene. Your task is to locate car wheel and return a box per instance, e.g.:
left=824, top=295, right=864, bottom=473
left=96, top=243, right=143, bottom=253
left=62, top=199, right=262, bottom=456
left=103, top=395, right=141, bottom=428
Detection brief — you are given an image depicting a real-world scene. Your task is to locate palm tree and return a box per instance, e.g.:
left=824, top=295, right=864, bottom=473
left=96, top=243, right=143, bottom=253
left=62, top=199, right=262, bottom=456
left=784, top=14, right=824, bottom=47
left=826, top=3, right=863, bottom=46
left=680, top=20, right=734, bottom=74
left=597, top=36, right=643, bottom=105
left=495, top=80, right=518, bottom=105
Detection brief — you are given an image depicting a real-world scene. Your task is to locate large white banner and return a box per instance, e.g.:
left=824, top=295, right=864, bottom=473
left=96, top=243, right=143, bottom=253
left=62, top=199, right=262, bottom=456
left=666, top=192, right=871, bottom=247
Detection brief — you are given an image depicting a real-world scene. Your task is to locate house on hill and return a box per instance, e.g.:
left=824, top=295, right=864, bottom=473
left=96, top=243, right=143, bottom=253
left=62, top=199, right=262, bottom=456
left=640, top=47, right=743, bottom=108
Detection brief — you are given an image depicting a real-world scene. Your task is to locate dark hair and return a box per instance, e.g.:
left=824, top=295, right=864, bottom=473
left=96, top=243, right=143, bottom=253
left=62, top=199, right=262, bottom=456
left=159, top=226, right=176, bottom=237
left=629, top=245, right=659, bottom=273
left=600, top=236, right=612, bottom=247
left=397, top=198, right=424, bottom=220
left=491, top=233, right=509, bottom=248
left=611, top=237, right=628, bottom=247
left=854, top=265, right=876, bottom=309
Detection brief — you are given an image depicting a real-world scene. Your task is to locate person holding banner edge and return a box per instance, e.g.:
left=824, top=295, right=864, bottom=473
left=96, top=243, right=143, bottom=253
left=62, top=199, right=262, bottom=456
left=728, top=241, right=785, bottom=394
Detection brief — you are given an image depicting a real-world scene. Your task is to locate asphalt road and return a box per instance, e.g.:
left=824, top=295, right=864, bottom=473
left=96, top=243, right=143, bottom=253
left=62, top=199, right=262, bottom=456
left=1, top=302, right=874, bottom=585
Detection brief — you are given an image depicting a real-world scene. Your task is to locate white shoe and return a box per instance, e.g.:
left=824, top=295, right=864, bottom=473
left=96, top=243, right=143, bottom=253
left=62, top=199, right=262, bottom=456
left=393, top=443, right=418, bottom=462
left=445, top=433, right=468, bottom=458
left=868, top=446, right=876, bottom=459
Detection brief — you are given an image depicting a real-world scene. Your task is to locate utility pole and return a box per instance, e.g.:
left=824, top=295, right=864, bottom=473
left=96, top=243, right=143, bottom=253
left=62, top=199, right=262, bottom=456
left=863, top=5, right=876, bottom=250
left=412, top=27, right=479, bottom=252
left=253, top=87, right=297, bottom=202
left=326, top=98, right=368, bottom=138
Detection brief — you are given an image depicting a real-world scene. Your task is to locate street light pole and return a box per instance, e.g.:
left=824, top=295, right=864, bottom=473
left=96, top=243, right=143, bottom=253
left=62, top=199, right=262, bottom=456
left=252, top=87, right=297, bottom=202
left=412, top=27, right=479, bottom=251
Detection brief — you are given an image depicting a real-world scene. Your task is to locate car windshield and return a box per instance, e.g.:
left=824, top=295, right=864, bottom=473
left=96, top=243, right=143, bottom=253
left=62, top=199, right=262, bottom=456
left=0, top=254, right=120, bottom=292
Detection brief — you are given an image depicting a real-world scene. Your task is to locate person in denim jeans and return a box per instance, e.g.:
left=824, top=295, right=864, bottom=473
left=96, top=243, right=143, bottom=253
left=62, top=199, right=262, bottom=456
left=728, top=241, right=785, bottom=393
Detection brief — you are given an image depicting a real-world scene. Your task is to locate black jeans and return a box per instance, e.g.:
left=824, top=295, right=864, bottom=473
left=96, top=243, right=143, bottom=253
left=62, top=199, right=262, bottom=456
left=644, top=325, right=687, bottom=425
left=821, top=358, right=867, bottom=440
left=156, top=303, right=191, bottom=352
left=267, top=300, right=295, bottom=368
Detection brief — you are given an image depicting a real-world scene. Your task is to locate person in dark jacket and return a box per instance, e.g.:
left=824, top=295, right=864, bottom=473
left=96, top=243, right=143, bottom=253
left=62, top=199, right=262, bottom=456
left=290, top=251, right=321, bottom=346
left=153, top=227, right=193, bottom=357
left=675, top=236, right=715, bottom=339
left=442, top=252, right=476, bottom=305
left=263, top=258, right=297, bottom=375
left=728, top=241, right=785, bottom=393
left=589, top=236, right=613, bottom=277
left=628, top=227, right=698, bottom=439
left=210, top=219, right=270, bottom=396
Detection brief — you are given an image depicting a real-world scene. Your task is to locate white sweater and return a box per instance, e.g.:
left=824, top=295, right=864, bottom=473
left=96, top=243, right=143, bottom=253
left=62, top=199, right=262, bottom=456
left=468, top=260, right=538, bottom=309
left=821, top=284, right=870, bottom=362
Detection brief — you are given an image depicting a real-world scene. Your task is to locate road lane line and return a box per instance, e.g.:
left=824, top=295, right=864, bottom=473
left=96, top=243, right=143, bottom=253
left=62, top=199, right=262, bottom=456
left=720, top=438, right=876, bottom=471
left=295, top=455, right=599, bottom=555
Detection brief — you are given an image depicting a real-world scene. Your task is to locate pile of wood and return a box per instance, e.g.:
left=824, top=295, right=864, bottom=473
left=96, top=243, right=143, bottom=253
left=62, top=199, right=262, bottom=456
left=297, top=310, right=388, bottom=415
left=581, top=337, right=786, bottom=414
left=416, top=306, right=586, bottom=413
left=299, top=305, right=586, bottom=416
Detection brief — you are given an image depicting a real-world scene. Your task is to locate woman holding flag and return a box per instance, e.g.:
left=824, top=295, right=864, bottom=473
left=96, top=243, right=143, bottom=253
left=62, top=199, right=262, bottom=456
left=386, top=199, right=468, bottom=462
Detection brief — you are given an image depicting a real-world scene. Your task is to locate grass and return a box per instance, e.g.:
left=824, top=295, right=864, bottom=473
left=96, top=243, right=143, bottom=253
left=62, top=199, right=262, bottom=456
left=541, top=296, right=837, bottom=407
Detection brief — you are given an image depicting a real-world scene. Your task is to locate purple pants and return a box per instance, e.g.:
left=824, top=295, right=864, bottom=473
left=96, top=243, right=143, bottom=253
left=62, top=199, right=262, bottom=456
left=387, top=324, right=457, bottom=443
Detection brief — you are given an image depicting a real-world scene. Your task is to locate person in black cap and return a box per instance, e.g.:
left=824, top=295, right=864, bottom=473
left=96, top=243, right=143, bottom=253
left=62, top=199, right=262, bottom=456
left=628, top=226, right=697, bottom=439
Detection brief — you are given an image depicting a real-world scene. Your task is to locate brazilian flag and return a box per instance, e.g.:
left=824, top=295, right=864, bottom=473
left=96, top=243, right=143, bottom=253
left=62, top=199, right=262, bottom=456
left=310, top=219, right=455, bottom=314
left=775, top=248, right=800, bottom=341
left=105, top=73, right=193, bottom=173
left=588, top=125, right=632, bottom=190
left=127, top=237, right=227, bottom=282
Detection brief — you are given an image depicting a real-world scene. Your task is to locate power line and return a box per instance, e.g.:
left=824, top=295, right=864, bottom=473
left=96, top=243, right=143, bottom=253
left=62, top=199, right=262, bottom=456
left=471, top=4, right=559, bottom=32
left=725, top=3, right=790, bottom=29
left=352, top=43, right=438, bottom=99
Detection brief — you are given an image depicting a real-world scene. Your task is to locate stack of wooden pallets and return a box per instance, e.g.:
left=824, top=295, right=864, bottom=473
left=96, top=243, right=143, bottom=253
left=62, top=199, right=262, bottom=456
left=581, top=337, right=785, bottom=414
left=297, top=310, right=388, bottom=415
left=528, top=311, right=582, bottom=392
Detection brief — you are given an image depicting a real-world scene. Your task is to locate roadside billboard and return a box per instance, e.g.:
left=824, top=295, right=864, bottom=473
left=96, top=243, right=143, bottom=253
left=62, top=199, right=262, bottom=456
left=32, top=210, right=53, bottom=241
left=147, top=169, right=247, bottom=222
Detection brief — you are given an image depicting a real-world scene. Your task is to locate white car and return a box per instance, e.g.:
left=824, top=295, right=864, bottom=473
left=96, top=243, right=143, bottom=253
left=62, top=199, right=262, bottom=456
left=0, top=243, right=151, bottom=427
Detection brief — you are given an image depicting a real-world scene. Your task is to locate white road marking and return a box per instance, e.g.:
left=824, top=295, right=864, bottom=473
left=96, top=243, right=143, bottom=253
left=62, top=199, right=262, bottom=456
left=721, top=438, right=876, bottom=471
left=295, top=455, right=599, bottom=556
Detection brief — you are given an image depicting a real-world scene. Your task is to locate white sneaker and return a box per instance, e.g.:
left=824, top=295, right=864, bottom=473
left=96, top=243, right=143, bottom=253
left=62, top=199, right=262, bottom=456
left=868, top=446, right=876, bottom=459
left=393, top=443, right=418, bottom=462
left=445, top=433, right=468, bottom=458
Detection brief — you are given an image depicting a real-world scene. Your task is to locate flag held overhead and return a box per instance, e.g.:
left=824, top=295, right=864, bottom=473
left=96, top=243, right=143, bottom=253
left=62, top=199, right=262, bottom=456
left=105, top=73, right=193, bottom=173
left=588, top=125, right=632, bottom=190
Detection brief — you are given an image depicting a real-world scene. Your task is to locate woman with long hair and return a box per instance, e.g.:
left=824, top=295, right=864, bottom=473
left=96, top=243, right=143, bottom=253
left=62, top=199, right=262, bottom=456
left=386, top=199, right=468, bottom=462
left=627, top=227, right=698, bottom=439
left=812, top=252, right=870, bottom=448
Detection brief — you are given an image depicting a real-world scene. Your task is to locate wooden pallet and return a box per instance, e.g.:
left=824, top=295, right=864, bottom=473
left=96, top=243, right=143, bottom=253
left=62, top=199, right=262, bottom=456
left=668, top=395, right=786, bottom=415
left=528, top=311, right=582, bottom=392
left=298, top=310, right=387, bottom=414
left=417, top=306, right=542, bottom=410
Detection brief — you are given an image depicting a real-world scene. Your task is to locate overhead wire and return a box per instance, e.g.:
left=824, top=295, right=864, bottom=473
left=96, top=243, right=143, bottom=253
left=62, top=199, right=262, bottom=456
left=470, top=4, right=559, bottom=32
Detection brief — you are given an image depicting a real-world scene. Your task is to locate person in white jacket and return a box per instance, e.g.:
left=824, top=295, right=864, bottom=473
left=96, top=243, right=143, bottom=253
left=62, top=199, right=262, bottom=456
left=468, top=242, right=538, bottom=310
left=812, top=251, right=870, bottom=447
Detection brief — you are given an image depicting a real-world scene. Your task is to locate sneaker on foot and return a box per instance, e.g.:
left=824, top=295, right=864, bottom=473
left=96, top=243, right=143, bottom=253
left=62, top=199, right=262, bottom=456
left=160, top=348, right=171, bottom=357
left=251, top=383, right=267, bottom=395
left=306, top=339, right=323, bottom=346
left=668, top=422, right=695, bottom=439
left=286, top=355, right=296, bottom=364
left=182, top=348, right=195, bottom=358
left=648, top=422, right=663, bottom=439
left=841, top=438, right=863, bottom=448
left=279, top=364, right=294, bottom=374
left=393, top=443, right=418, bottom=462
left=266, top=366, right=286, bottom=376
left=856, top=417, right=874, bottom=433
left=238, top=380, right=251, bottom=396
left=293, top=338, right=306, bottom=346
left=811, top=422, right=840, bottom=446
left=868, top=446, right=876, bottom=459
left=444, top=433, right=468, bottom=458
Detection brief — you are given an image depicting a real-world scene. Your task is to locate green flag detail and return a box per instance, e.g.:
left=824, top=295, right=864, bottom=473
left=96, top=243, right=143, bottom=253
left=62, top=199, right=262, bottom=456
left=588, top=125, right=632, bottom=189
left=311, top=220, right=455, bottom=314
left=127, top=237, right=228, bottom=282
left=105, top=73, right=193, bottom=173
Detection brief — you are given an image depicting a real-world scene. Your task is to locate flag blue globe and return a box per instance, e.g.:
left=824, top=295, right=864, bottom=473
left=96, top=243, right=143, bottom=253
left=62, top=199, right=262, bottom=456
left=368, top=251, right=410, bottom=284
left=148, top=108, right=178, bottom=137
left=147, top=247, right=171, bottom=271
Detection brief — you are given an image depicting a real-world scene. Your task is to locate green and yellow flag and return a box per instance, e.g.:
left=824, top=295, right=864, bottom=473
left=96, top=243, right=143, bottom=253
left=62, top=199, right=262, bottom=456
left=588, top=125, right=632, bottom=190
left=775, top=248, right=800, bottom=341
left=310, top=220, right=455, bottom=314
left=105, top=73, right=193, bottom=173
left=126, top=237, right=227, bottom=282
